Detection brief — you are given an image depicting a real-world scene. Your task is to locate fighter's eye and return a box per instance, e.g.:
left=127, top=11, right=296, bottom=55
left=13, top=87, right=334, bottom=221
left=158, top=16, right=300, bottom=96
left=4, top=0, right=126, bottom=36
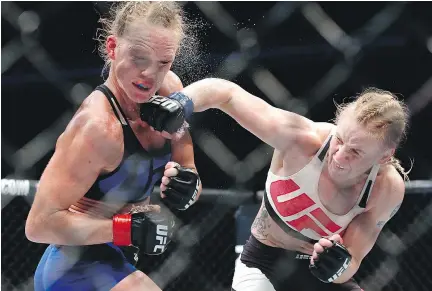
left=133, top=56, right=147, bottom=63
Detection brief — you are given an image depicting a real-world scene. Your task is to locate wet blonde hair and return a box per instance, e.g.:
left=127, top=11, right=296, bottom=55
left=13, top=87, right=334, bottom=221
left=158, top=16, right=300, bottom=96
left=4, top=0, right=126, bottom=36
left=335, top=87, right=411, bottom=180
left=97, top=1, right=186, bottom=73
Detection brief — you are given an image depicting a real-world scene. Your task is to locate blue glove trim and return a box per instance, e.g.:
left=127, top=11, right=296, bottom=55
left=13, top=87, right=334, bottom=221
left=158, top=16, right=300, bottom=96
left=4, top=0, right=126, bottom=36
left=169, top=92, right=194, bottom=120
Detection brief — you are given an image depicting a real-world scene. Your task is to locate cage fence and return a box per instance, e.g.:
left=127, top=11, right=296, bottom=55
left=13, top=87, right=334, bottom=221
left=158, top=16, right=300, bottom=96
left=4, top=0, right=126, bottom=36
left=2, top=1, right=432, bottom=291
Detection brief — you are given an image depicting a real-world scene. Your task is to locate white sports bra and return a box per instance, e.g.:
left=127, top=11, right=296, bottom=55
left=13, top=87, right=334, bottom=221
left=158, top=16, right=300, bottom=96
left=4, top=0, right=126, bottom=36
left=264, top=131, right=380, bottom=241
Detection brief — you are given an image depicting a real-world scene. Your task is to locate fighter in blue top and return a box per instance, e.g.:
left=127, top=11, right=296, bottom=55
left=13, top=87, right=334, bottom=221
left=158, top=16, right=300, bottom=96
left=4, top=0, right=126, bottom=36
left=25, top=2, right=202, bottom=291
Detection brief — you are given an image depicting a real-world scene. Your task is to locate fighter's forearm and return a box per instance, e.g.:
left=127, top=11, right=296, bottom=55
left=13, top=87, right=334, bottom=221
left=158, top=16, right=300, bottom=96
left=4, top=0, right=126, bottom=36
left=26, top=210, right=113, bottom=246
left=182, top=78, right=238, bottom=112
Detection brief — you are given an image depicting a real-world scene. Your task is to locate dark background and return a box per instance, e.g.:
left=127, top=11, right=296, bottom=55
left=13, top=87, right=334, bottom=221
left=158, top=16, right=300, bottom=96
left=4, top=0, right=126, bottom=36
left=2, top=2, right=432, bottom=291
left=2, top=1, right=432, bottom=185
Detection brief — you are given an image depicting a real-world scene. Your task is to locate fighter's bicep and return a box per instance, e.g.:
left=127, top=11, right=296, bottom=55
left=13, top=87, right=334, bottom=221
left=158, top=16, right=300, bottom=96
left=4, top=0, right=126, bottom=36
left=343, top=175, right=405, bottom=262
left=222, top=89, right=315, bottom=151
left=33, top=116, right=120, bottom=212
left=340, top=212, right=382, bottom=263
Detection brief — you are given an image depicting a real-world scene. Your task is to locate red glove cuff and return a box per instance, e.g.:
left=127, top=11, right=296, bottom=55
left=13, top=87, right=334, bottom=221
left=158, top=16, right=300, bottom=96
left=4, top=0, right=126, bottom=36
left=113, top=214, right=132, bottom=246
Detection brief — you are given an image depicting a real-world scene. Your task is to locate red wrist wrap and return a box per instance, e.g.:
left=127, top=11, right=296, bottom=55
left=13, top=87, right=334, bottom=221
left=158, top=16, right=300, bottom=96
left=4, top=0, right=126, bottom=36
left=113, top=214, right=132, bottom=246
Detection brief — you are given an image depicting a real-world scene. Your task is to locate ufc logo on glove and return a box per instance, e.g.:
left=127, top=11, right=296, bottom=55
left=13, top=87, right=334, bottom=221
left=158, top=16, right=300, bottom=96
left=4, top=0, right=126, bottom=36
left=328, top=258, right=350, bottom=282
left=148, top=96, right=180, bottom=111
left=153, top=224, right=169, bottom=253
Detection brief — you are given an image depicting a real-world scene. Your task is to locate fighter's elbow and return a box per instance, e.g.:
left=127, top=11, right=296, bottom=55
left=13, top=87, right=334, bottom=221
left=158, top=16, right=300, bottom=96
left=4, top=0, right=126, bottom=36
left=25, top=216, right=46, bottom=243
left=25, top=211, right=56, bottom=243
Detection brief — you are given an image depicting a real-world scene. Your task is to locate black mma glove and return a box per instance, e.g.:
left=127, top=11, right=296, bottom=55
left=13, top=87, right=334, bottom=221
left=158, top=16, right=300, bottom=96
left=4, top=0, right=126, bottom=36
left=140, top=92, right=194, bottom=134
left=309, top=241, right=352, bottom=283
left=162, top=165, right=200, bottom=210
left=113, top=211, right=175, bottom=255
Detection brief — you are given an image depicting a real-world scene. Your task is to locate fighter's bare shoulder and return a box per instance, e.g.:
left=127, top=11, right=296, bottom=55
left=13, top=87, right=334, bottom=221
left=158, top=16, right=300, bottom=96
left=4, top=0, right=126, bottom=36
left=314, top=122, right=336, bottom=140
left=294, top=122, right=335, bottom=156
left=385, top=167, right=405, bottom=206
left=369, top=165, right=405, bottom=211
left=58, top=90, right=123, bottom=166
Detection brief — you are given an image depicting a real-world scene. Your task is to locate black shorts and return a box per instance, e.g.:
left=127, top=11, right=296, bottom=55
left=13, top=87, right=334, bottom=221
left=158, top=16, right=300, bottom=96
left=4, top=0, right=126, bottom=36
left=232, top=235, right=363, bottom=291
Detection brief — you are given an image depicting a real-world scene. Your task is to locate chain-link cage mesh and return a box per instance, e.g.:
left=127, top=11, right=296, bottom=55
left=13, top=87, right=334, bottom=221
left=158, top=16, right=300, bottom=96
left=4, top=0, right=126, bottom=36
left=2, top=1, right=432, bottom=291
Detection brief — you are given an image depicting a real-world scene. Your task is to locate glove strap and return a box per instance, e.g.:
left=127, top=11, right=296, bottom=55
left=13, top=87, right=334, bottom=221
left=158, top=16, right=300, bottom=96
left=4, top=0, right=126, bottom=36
left=186, top=175, right=200, bottom=209
left=113, top=214, right=132, bottom=246
left=169, top=92, right=194, bottom=120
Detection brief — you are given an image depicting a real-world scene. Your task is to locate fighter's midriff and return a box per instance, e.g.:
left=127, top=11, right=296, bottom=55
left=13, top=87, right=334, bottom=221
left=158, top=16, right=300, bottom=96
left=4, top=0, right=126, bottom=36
left=69, top=196, right=151, bottom=219
left=251, top=202, right=316, bottom=255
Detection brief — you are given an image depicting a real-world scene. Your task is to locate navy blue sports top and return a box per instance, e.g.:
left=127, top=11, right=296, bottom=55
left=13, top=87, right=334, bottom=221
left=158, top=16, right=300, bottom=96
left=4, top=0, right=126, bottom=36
left=83, top=84, right=172, bottom=204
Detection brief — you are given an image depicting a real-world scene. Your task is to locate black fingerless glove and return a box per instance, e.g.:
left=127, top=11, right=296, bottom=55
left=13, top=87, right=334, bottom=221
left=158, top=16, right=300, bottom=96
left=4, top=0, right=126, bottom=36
left=162, top=165, right=200, bottom=210
left=309, top=241, right=352, bottom=283
left=140, top=93, right=193, bottom=134
left=113, top=211, right=175, bottom=255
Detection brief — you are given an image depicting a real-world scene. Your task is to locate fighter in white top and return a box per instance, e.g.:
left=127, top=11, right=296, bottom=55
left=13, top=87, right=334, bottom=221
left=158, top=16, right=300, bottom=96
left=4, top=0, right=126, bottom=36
left=142, top=78, right=409, bottom=291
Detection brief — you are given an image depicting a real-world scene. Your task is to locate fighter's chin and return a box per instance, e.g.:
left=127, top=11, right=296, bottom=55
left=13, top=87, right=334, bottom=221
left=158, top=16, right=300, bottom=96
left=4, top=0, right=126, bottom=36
left=328, top=164, right=348, bottom=180
left=128, top=90, right=154, bottom=103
